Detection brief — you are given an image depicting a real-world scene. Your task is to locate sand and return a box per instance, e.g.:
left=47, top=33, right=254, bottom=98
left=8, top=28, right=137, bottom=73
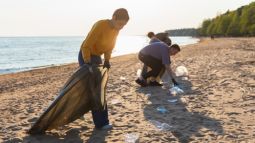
left=0, top=38, right=254, bottom=143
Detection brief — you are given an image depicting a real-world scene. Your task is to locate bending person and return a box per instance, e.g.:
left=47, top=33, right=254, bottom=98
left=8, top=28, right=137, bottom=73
left=136, top=42, right=180, bottom=87
left=78, top=8, right=129, bottom=130
left=141, top=31, right=172, bottom=81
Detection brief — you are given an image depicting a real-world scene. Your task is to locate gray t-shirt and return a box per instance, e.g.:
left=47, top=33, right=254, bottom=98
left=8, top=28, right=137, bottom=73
left=140, top=42, right=171, bottom=65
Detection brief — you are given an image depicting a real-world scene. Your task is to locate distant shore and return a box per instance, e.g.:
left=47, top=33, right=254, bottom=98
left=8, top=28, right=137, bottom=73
left=0, top=38, right=254, bottom=142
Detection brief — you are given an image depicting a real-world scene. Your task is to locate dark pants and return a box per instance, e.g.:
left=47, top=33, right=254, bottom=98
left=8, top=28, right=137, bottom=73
left=139, top=52, right=164, bottom=80
left=78, top=50, right=109, bottom=128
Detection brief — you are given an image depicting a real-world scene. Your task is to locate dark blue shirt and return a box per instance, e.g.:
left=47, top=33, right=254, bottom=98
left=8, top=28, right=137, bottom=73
left=140, top=42, right=171, bottom=65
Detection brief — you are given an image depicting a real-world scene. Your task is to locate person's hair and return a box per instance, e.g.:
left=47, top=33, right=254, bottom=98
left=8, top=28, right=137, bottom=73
left=112, top=8, right=129, bottom=21
left=170, top=44, right=181, bottom=51
left=147, top=32, right=155, bottom=38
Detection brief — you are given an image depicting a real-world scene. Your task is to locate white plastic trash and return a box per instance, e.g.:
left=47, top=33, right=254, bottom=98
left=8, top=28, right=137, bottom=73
left=160, top=123, right=173, bottom=131
left=136, top=69, right=142, bottom=78
left=161, top=71, right=170, bottom=83
left=111, top=99, right=120, bottom=105
left=156, top=106, right=168, bottom=114
left=125, top=133, right=139, bottom=143
left=145, top=93, right=151, bottom=97
left=182, top=77, right=189, bottom=80
left=149, top=120, right=173, bottom=131
left=169, top=86, right=184, bottom=95
left=167, top=99, right=178, bottom=103
left=120, top=76, right=126, bottom=80
left=175, top=66, right=189, bottom=77
left=149, top=120, right=162, bottom=128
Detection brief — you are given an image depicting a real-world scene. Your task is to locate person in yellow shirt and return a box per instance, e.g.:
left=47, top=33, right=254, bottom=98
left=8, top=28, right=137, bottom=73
left=78, top=8, right=129, bottom=130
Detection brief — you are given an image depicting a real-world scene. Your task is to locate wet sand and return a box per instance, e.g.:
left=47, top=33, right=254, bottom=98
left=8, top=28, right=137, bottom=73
left=0, top=38, right=254, bottom=142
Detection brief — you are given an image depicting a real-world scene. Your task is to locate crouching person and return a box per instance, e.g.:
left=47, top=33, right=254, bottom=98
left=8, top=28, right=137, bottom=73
left=136, top=42, right=180, bottom=87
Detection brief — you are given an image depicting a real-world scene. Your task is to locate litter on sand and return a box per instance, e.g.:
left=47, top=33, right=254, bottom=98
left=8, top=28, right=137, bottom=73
left=167, top=99, right=178, bottom=103
left=125, top=133, right=139, bottom=143
left=149, top=120, right=173, bottom=131
left=120, top=76, right=126, bottom=80
left=169, top=86, right=184, bottom=95
left=156, top=106, right=168, bottom=114
left=175, top=66, right=189, bottom=77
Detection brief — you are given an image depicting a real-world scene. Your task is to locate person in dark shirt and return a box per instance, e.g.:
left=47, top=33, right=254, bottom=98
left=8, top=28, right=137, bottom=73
left=136, top=42, right=180, bottom=87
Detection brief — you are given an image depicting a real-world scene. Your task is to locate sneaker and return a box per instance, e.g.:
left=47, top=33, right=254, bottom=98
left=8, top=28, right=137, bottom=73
left=149, top=81, right=163, bottom=86
left=135, top=78, right=147, bottom=87
left=98, top=124, right=113, bottom=130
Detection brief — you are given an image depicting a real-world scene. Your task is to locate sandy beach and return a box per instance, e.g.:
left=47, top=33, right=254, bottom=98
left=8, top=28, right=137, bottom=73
left=0, top=38, right=254, bottom=142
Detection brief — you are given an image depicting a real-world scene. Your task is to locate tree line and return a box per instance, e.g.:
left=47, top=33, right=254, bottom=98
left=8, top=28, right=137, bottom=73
left=166, top=2, right=255, bottom=37
left=166, top=28, right=198, bottom=36
left=198, top=2, right=255, bottom=37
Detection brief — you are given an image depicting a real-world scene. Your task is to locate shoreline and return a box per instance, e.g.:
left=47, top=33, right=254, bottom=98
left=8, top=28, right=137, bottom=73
left=0, top=37, right=197, bottom=75
left=0, top=37, right=200, bottom=76
left=0, top=37, right=254, bottom=142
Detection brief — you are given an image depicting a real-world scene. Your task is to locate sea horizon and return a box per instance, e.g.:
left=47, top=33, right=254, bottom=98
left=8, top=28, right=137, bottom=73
left=0, top=36, right=199, bottom=75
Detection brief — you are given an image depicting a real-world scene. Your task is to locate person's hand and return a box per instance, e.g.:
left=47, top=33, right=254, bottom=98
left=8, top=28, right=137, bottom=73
left=171, top=78, right=179, bottom=86
left=103, top=61, right=111, bottom=69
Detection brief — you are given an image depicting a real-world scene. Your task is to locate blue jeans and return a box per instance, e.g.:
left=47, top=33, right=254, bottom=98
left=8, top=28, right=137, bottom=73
left=78, top=50, right=109, bottom=128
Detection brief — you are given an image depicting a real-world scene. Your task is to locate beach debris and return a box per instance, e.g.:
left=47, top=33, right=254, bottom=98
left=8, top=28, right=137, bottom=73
left=145, top=93, right=151, bottom=98
left=149, top=120, right=173, bottom=131
left=181, top=77, right=189, bottom=80
left=136, top=69, right=142, bottom=77
left=161, top=71, right=170, bottom=83
left=169, top=86, right=184, bottom=95
left=149, top=120, right=162, bottom=128
left=111, top=99, right=121, bottom=105
left=167, top=99, right=178, bottom=103
left=156, top=106, right=168, bottom=114
left=120, top=76, right=126, bottom=80
left=125, top=133, right=139, bottom=143
left=175, top=66, right=189, bottom=77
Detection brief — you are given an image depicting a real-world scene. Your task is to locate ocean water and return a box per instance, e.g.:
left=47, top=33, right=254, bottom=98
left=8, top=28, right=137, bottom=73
left=0, top=36, right=199, bottom=74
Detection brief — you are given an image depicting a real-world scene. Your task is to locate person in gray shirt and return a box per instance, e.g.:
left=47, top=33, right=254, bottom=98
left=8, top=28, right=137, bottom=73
left=136, top=42, right=180, bottom=87
left=142, top=32, right=172, bottom=81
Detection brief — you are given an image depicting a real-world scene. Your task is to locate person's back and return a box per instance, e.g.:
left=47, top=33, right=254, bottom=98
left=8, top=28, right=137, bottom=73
left=140, top=42, right=170, bottom=65
left=136, top=43, right=181, bottom=87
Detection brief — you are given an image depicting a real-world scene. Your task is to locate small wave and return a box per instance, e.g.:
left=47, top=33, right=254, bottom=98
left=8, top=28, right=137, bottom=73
left=0, top=67, right=32, bottom=74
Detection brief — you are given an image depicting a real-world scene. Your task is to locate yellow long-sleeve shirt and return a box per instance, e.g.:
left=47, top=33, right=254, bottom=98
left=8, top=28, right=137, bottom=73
left=80, top=19, right=119, bottom=62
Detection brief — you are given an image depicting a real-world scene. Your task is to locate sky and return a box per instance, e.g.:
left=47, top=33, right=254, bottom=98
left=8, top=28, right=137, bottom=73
left=0, top=0, right=254, bottom=36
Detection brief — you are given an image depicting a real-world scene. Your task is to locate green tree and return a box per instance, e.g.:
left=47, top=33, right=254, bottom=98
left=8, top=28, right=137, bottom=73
left=249, top=24, right=255, bottom=36
left=207, top=20, right=217, bottom=36
left=199, top=19, right=211, bottom=36
left=226, top=12, right=241, bottom=36
left=198, top=2, right=255, bottom=37
left=216, top=14, right=232, bottom=36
